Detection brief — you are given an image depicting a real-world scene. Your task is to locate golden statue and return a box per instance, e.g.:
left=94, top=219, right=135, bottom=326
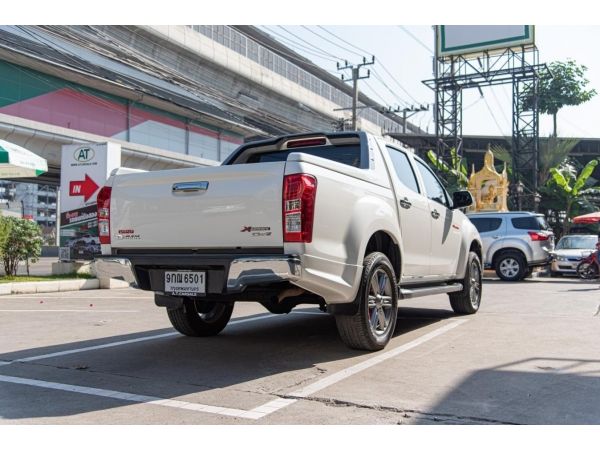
left=467, top=147, right=509, bottom=212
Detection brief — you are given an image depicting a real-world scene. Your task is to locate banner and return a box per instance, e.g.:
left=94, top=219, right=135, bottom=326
left=59, top=142, right=121, bottom=260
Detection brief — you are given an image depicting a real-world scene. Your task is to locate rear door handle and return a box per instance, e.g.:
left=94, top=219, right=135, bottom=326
left=172, top=181, right=209, bottom=193
left=431, top=209, right=440, bottom=219
left=399, top=198, right=412, bottom=209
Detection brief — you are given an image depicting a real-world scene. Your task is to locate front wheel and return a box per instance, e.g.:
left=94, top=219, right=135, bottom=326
left=577, top=261, right=599, bottom=280
left=335, top=252, right=398, bottom=351
left=449, top=251, right=482, bottom=314
left=167, top=300, right=234, bottom=337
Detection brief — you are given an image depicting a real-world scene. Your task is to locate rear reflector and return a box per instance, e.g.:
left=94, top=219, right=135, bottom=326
left=283, top=174, right=317, bottom=243
left=97, top=186, right=112, bottom=245
left=528, top=231, right=550, bottom=241
left=286, top=137, right=327, bottom=148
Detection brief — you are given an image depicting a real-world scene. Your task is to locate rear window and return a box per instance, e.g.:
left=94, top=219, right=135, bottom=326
left=244, top=144, right=362, bottom=168
left=469, top=217, right=503, bottom=233
left=511, top=216, right=550, bottom=231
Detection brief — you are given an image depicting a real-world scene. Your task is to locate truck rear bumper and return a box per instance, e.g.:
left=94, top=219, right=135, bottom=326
left=95, top=253, right=302, bottom=294
left=94, top=257, right=137, bottom=284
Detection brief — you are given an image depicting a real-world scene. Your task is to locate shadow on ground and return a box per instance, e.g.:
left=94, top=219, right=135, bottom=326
left=0, top=306, right=454, bottom=420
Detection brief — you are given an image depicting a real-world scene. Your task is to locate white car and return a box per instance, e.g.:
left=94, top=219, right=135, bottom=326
left=550, top=234, right=598, bottom=276
left=96, top=131, right=482, bottom=350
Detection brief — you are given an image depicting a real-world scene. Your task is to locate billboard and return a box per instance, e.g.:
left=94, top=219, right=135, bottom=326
left=437, top=25, right=535, bottom=57
left=59, top=142, right=121, bottom=261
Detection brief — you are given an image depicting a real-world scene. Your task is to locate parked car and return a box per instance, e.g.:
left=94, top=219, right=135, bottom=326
left=467, top=211, right=554, bottom=281
left=550, top=234, right=598, bottom=276
left=96, top=131, right=483, bottom=351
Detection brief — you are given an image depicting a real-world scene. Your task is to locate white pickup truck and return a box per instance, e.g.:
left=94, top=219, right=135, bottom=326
left=97, top=131, right=482, bottom=350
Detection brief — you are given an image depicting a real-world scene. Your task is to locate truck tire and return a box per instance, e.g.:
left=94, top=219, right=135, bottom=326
left=335, top=252, right=398, bottom=351
left=449, top=251, right=482, bottom=315
left=495, top=250, right=526, bottom=281
left=167, top=300, right=234, bottom=337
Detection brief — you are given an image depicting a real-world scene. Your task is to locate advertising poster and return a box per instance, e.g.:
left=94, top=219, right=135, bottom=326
left=59, top=142, right=121, bottom=260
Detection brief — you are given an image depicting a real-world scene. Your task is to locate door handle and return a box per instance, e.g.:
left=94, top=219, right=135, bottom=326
left=172, top=181, right=209, bottom=193
left=492, top=235, right=500, bottom=239
left=431, top=209, right=440, bottom=219
left=399, top=197, right=412, bottom=209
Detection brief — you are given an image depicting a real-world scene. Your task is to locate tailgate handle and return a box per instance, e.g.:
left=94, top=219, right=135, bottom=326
left=172, top=181, right=209, bottom=193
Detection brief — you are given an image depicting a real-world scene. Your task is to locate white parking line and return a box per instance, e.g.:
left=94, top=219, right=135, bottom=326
left=288, top=319, right=468, bottom=398
left=0, top=314, right=274, bottom=367
left=0, top=318, right=468, bottom=420
left=0, top=310, right=139, bottom=313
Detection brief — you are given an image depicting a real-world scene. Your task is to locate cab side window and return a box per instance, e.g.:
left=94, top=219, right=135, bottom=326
left=386, top=146, right=420, bottom=194
left=415, top=160, right=448, bottom=207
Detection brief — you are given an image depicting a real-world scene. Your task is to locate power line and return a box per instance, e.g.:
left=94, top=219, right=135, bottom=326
left=300, top=26, right=364, bottom=59
left=396, top=26, right=433, bottom=55
left=316, top=26, right=372, bottom=55
left=260, top=26, right=339, bottom=63
left=482, top=95, right=511, bottom=138
left=300, top=25, right=420, bottom=106
left=490, top=87, right=511, bottom=129
left=371, top=70, right=411, bottom=107
left=276, top=26, right=341, bottom=60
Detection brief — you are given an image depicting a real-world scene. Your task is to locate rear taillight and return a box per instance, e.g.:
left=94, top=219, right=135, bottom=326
left=283, top=174, right=317, bottom=243
left=97, top=186, right=112, bottom=245
left=528, top=231, right=549, bottom=241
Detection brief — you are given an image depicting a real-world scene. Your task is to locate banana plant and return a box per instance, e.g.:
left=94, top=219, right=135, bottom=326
left=549, top=158, right=600, bottom=233
left=426, top=148, right=468, bottom=193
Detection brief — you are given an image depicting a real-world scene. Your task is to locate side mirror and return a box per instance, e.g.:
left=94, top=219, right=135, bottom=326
left=452, top=190, right=473, bottom=209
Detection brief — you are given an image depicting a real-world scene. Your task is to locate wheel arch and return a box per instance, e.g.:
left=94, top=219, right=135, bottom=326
left=492, top=247, right=527, bottom=269
left=363, top=230, right=402, bottom=282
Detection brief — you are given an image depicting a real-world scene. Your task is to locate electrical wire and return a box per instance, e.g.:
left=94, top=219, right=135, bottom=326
left=315, top=26, right=372, bottom=55
left=482, top=95, right=511, bottom=138
left=396, top=26, right=433, bottom=55
left=293, top=25, right=421, bottom=107
left=275, top=26, right=341, bottom=61
left=490, top=87, right=511, bottom=129
left=260, top=26, right=340, bottom=64
left=300, top=26, right=365, bottom=59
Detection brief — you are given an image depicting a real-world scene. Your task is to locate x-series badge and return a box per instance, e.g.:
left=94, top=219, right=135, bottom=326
left=240, top=226, right=272, bottom=237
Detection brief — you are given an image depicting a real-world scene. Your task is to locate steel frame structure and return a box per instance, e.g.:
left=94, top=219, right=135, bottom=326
left=424, top=45, right=550, bottom=191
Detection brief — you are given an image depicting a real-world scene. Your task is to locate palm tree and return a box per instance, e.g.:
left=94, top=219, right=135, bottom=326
left=548, top=159, right=600, bottom=233
left=426, top=148, right=468, bottom=193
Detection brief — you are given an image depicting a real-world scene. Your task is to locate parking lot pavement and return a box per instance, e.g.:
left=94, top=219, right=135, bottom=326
left=1, top=279, right=599, bottom=425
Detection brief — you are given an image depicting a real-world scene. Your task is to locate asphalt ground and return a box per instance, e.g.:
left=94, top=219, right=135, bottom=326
left=1, top=277, right=599, bottom=425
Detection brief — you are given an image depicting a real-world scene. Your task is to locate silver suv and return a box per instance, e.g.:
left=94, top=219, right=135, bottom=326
left=467, top=212, right=554, bottom=281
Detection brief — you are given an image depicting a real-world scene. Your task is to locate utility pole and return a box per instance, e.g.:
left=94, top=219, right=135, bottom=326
left=337, top=56, right=375, bottom=130
left=400, top=104, right=430, bottom=133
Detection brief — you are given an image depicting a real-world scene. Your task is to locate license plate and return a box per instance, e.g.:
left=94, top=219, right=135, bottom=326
left=164, top=271, right=205, bottom=296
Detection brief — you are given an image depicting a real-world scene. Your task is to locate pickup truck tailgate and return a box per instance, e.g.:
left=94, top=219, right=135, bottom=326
left=110, top=162, right=284, bottom=249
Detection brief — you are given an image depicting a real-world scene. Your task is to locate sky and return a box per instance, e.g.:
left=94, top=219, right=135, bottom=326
left=256, top=25, right=600, bottom=139
left=6, top=1, right=600, bottom=139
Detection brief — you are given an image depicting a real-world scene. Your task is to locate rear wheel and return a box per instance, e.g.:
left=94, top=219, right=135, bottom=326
left=449, top=251, right=482, bottom=314
left=335, top=252, right=398, bottom=351
left=167, top=299, right=234, bottom=337
left=495, top=251, right=526, bottom=281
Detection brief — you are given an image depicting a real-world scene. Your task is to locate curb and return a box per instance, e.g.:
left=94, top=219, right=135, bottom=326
left=0, top=278, right=130, bottom=296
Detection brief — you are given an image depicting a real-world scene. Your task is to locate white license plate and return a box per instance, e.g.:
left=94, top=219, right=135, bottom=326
left=164, top=271, right=205, bottom=296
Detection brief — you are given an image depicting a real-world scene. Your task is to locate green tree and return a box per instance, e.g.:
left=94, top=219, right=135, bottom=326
left=523, top=60, right=596, bottom=137
left=0, top=212, right=9, bottom=263
left=426, top=148, right=468, bottom=193
left=0, top=216, right=43, bottom=276
left=548, top=159, right=600, bottom=233
left=491, top=136, right=578, bottom=186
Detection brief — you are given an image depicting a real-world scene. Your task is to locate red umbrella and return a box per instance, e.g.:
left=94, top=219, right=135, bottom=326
left=573, top=211, right=600, bottom=224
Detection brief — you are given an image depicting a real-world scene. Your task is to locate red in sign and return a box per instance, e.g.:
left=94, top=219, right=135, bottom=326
left=69, top=174, right=100, bottom=202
